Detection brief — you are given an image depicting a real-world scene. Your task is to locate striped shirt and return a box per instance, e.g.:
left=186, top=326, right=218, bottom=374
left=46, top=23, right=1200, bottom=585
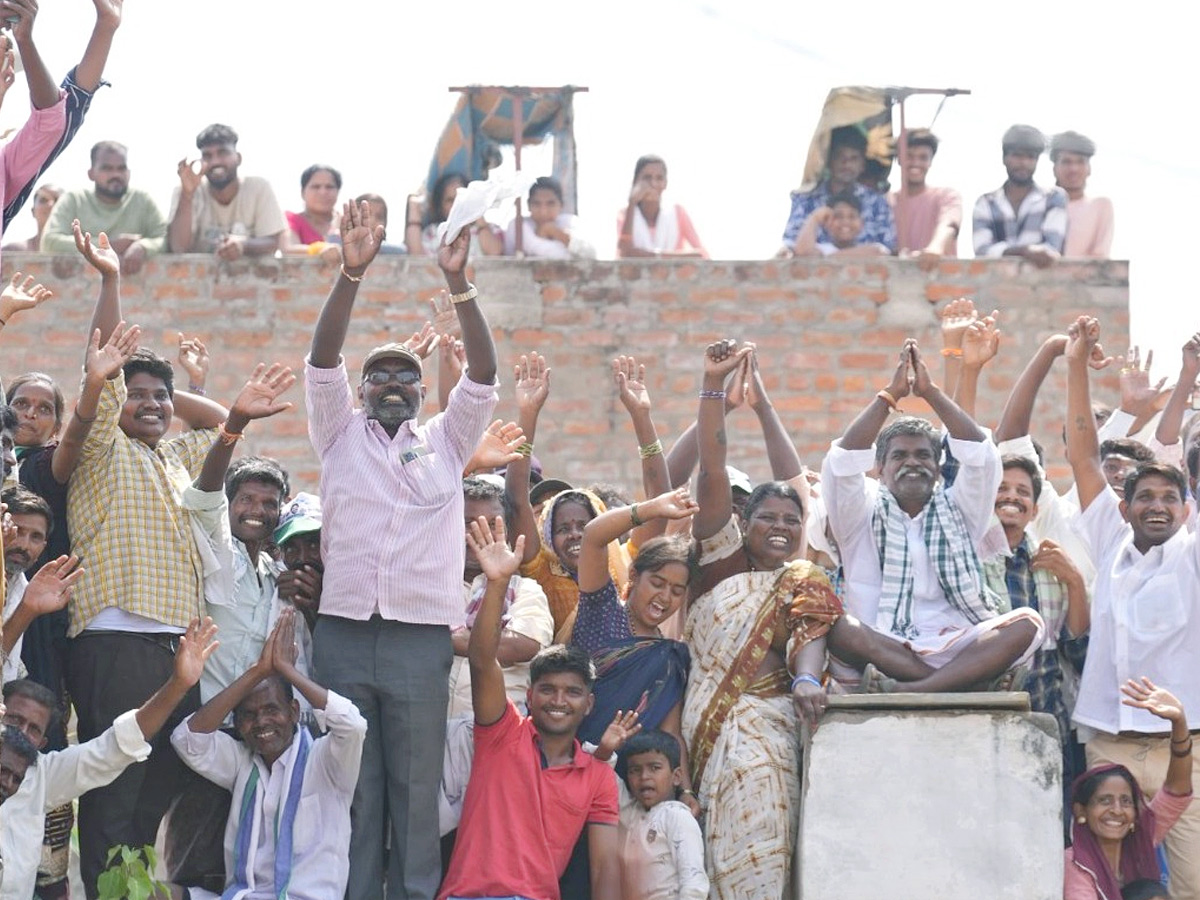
left=66, top=372, right=214, bottom=635
left=306, top=359, right=497, bottom=624
left=972, top=182, right=1068, bottom=257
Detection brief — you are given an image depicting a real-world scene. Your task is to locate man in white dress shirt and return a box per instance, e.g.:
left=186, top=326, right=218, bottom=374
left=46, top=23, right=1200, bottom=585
left=1064, top=315, right=1200, bottom=898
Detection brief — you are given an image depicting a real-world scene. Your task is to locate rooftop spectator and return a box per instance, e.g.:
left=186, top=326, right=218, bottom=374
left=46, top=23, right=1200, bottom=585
left=972, top=124, right=1067, bottom=267
left=405, top=171, right=503, bottom=258
left=617, top=155, right=707, bottom=258
left=505, top=176, right=596, bottom=259
left=306, top=201, right=498, bottom=899
left=791, top=191, right=889, bottom=257
left=1, top=183, right=59, bottom=252
left=779, top=125, right=895, bottom=258
left=172, top=609, right=367, bottom=900
left=41, top=140, right=167, bottom=274
left=889, top=128, right=962, bottom=266
left=168, top=123, right=286, bottom=259
left=1064, top=316, right=1200, bottom=898
left=283, top=163, right=343, bottom=264
left=1052, top=130, right=1114, bottom=259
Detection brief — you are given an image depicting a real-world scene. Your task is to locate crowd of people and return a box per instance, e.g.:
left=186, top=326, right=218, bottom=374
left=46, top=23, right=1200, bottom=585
left=0, top=3, right=1177, bottom=900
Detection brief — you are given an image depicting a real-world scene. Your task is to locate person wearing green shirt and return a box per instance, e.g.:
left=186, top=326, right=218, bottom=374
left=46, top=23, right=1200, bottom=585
left=40, top=140, right=166, bottom=273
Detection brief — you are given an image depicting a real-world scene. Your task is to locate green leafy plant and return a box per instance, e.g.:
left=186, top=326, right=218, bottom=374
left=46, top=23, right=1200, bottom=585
left=96, top=844, right=170, bottom=900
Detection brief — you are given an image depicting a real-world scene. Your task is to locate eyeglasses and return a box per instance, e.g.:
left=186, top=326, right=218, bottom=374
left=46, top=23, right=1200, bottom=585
left=364, top=370, right=421, bottom=386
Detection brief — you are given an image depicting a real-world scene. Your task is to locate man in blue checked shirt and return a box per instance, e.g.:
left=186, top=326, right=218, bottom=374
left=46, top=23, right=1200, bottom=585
left=972, top=124, right=1068, bottom=267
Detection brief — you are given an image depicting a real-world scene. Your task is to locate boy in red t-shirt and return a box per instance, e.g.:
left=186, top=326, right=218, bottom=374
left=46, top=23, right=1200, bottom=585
left=438, top=515, right=621, bottom=900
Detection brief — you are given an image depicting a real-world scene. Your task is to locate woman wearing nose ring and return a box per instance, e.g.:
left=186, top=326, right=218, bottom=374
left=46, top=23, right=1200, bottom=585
left=682, top=339, right=843, bottom=899
left=1066, top=677, right=1193, bottom=900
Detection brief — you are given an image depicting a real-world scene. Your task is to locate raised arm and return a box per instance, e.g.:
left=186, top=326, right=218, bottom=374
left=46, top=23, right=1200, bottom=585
left=955, top=311, right=1000, bottom=422
left=614, top=355, right=671, bottom=543
left=937, top=298, right=977, bottom=401
left=693, top=339, right=754, bottom=540
left=746, top=351, right=802, bottom=481
left=188, top=617, right=274, bottom=735
left=0, top=272, right=51, bottom=345
left=167, top=159, right=204, bottom=253
left=1, top=554, right=82, bottom=654
left=466, top=515, right=526, bottom=726
left=791, top=208, right=828, bottom=257
left=73, top=0, right=122, bottom=92
left=193, top=363, right=294, bottom=492
left=1064, top=316, right=1108, bottom=511
left=578, top=487, right=697, bottom=593
left=271, top=608, right=328, bottom=711
left=6, top=0, right=58, bottom=109
left=437, top=229, right=496, bottom=384
left=1155, top=334, right=1200, bottom=452
left=1115, top=346, right=1170, bottom=436
left=910, top=342, right=986, bottom=443
left=135, top=616, right=218, bottom=739
left=840, top=340, right=913, bottom=450
left=504, top=352, right=551, bottom=564
left=995, top=334, right=1068, bottom=442
left=1122, top=679, right=1192, bottom=797
left=52, top=322, right=140, bottom=484
left=74, top=222, right=121, bottom=344
left=664, top=358, right=748, bottom=488
left=309, top=199, right=384, bottom=368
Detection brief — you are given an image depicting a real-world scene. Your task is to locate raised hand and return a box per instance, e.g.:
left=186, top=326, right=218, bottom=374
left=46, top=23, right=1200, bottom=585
left=745, top=351, right=770, bottom=410
left=613, top=355, right=651, bottom=415
left=1030, top=539, right=1084, bottom=587
left=1, top=504, right=14, bottom=546
left=85, top=322, right=141, bottom=383
left=0, top=273, right=52, bottom=323
left=909, top=342, right=936, bottom=398
left=427, top=292, right=461, bottom=339
left=1064, top=316, right=1101, bottom=364
left=440, top=333, right=465, bottom=382
left=173, top=616, right=219, bottom=688
left=402, top=322, right=439, bottom=360
left=2, top=0, right=39, bottom=45
left=92, top=0, right=123, bottom=28
left=703, top=339, right=754, bottom=380
left=1116, top=345, right=1169, bottom=418
left=961, top=311, right=1001, bottom=370
left=0, top=44, right=15, bottom=106
left=1182, top=333, right=1200, bottom=382
left=271, top=607, right=300, bottom=673
left=648, top=486, right=700, bottom=521
left=466, top=419, right=525, bottom=474
left=940, top=297, right=977, bottom=350
left=177, top=336, right=210, bottom=387
left=725, top=355, right=749, bottom=410
left=73, top=221, right=120, bottom=276
left=513, top=353, right=551, bottom=415
left=466, top=515, right=525, bottom=583
left=437, top=226, right=470, bottom=276
left=597, top=709, right=642, bottom=760
left=176, top=158, right=207, bottom=197
left=1121, top=677, right=1186, bottom=725
left=885, top=339, right=915, bottom=401
left=339, top=199, right=384, bottom=273
left=20, top=555, right=84, bottom=616
left=229, top=363, right=295, bottom=422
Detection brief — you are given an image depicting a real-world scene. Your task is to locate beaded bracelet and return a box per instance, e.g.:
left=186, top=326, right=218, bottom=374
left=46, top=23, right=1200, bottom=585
left=638, top=439, right=663, bottom=459
left=699, top=389, right=726, bottom=400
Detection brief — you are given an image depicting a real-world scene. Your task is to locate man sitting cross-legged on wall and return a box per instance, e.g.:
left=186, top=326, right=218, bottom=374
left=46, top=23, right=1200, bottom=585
left=819, top=339, right=1045, bottom=692
left=171, top=608, right=367, bottom=900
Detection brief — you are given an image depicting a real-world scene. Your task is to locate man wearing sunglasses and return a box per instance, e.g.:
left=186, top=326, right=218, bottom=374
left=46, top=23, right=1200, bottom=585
left=305, top=200, right=499, bottom=900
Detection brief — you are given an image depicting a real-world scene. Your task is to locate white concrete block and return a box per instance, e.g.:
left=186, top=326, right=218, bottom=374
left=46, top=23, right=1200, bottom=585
left=796, top=701, right=1062, bottom=900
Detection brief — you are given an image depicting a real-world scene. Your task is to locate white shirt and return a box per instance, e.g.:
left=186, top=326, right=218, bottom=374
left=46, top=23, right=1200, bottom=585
left=2, top=573, right=27, bottom=683
left=618, top=787, right=709, bottom=900
left=171, top=691, right=366, bottom=900
left=1072, top=488, right=1200, bottom=737
left=822, top=434, right=1001, bottom=638
left=1, top=710, right=150, bottom=900
left=503, top=213, right=596, bottom=259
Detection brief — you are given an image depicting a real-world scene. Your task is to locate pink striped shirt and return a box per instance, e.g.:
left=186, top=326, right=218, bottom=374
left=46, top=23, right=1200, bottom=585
left=0, top=92, right=66, bottom=253
left=306, top=359, right=498, bottom=624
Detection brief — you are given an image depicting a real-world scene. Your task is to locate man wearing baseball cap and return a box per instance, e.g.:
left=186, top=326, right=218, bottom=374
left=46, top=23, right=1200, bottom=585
left=1051, top=130, right=1113, bottom=259
left=305, top=199, right=498, bottom=900
left=273, top=492, right=323, bottom=633
left=972, top=124, right=1068, bottom=267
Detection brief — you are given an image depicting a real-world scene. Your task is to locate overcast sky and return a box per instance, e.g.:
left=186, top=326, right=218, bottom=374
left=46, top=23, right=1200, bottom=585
left=8, top=0, right=1197, bottom=373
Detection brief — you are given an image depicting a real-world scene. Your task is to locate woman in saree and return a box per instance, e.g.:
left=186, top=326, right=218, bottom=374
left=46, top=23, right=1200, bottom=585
left=684, top=339, right=843, bottom=899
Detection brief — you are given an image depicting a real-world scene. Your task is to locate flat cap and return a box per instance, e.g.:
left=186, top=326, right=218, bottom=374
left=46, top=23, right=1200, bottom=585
left=1050, top=130, right=1096, bottom=159
left=1001, top=124, right=1046, bottom=154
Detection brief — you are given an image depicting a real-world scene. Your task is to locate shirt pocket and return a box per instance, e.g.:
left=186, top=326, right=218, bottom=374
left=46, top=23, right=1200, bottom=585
left=1131, top=573, right=1187, bottom=638
left=398, top=449, right=456, bottom=509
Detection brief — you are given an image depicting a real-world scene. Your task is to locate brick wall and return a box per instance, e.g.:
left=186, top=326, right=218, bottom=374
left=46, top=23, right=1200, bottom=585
left=2, top=253, right=1129, bottom=493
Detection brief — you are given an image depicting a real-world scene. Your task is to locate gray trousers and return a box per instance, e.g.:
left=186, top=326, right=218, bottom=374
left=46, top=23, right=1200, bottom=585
left=314, top=615, right=452, bottom=900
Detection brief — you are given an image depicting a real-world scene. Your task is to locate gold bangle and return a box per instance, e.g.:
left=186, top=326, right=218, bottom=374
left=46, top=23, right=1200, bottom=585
left=448, top=284, right=478, bottom=304
left=638, top=439, right=663, bottom=459
left=217, top=422, right=244, bottom=446
left=940, top=347, right=963, bottom=358
left=876, top=389, right=899, bottom=412
left=340, top=265, right=365, bottom=283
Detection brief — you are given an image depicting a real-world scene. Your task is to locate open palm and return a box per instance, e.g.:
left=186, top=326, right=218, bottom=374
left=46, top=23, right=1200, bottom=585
left=73, top=222, right=120, bottom=275
left=85, top=322, right=141, bottom=381
left=340, top=200, right=384, bottom=271
left=231, top=363, right=295, bottom=420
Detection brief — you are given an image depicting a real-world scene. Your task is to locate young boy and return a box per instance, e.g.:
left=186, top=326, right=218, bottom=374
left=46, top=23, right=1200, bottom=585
left=438, top=514, right=620, bottom=900
left=793, top=192, right=889, bottom=257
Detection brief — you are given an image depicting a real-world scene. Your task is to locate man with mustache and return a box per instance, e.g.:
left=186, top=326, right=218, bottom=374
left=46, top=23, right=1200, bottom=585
left=821, top=339, right=1045, bottom=692
left=40, top=140, right=167, bottom=273
left=167, top=123, right=285, bottom=259
left=273, top=492, right=324, bottom=634
left=972, top=124, right=1067, bottom=268
left=1066, top=318, right=1200, bottom=897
